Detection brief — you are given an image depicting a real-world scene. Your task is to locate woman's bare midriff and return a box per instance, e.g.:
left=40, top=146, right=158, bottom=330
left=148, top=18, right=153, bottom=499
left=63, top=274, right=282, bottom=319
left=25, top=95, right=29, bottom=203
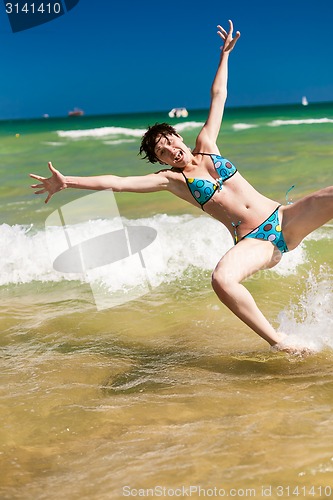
left=169, top=170, right=280, bottom=240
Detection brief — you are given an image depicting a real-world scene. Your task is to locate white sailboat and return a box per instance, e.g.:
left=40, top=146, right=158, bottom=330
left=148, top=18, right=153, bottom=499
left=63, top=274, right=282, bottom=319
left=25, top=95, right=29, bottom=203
left=301, top=96, right=308, bottom=106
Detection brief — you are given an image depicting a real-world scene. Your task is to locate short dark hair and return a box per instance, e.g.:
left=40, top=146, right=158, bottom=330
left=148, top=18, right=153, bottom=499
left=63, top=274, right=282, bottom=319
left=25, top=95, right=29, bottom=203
left=139, top=122, right=178, bottom=163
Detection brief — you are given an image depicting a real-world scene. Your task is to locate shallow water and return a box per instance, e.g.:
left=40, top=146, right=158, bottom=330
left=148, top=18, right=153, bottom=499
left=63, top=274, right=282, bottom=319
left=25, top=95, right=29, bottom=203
left=1, top=104, right=333, bottom=498
left=1, top=327, right=333, bottom=499
left=1, top=261, right=333, bottom=499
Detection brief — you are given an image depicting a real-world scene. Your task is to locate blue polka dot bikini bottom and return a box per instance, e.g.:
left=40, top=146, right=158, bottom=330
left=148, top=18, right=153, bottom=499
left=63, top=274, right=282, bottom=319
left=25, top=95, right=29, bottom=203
left=239, top=205, right=289, bottom=254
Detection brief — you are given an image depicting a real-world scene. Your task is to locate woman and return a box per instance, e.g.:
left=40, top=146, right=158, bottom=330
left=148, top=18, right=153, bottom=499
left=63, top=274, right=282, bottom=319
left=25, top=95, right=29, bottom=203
left=30, top=21, right=333, bottom=353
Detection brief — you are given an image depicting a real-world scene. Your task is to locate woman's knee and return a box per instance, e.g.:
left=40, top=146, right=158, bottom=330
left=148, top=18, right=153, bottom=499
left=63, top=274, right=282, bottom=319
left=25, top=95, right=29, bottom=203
left=211, top=265, right=235, bottom=298
left=310, top=185, right=333, bottom=205
left=321, top=185, right=333, bottom=196
left=282, top=185, right=333, bottom=247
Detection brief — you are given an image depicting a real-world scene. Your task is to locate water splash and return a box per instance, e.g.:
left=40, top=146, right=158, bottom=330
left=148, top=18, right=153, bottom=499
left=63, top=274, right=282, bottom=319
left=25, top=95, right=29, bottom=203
left=278, top=267, right=333, bottom=351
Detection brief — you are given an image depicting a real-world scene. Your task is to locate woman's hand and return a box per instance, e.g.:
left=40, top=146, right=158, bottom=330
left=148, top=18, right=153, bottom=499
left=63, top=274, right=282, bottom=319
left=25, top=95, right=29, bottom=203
left=218, top=20, right=240, bottom=54
left=30, top=161, right=66, bottom=204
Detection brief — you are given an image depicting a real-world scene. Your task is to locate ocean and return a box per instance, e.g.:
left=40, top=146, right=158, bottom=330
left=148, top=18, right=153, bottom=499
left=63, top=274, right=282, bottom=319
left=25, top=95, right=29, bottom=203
left=1, top=103, right=333, bottom=499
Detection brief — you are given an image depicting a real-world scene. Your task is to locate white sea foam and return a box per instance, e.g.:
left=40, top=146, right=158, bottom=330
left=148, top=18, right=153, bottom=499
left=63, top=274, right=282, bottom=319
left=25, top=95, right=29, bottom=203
left=173, top=121, right=204, bottom=132
left=57, top=126, right=146, bottom=139
left=268, top=118, right=333, bottom=127
left=56, top=121, right=204, bottom=141
left=303, top=224, right=333, bottom=242
left=2, top=217, right=331, bottom=333
left=0, top=214, right=312, bottom=289
left=103, top=139, right=136, bottom=145
left=0, top=216, right=229, bottom=288
left=232, top=123, right=259, bottom=131
left=231, top=117, right=333, bottom=132
left=55, top=117, right=332, bottom=141
left=0, top=223, right=56, bottom=285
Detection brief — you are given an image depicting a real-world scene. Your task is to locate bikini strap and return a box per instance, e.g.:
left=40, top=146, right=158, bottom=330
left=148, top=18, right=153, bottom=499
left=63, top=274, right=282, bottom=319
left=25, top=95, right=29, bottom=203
left=231, top=221, right=242, bottom=244
left=285, top=185, right=295, bottom=205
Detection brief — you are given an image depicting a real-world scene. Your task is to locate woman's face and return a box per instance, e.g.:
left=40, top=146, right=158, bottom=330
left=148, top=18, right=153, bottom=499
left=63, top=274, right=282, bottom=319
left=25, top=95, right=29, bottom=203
left=154, top=133, right=191, bottom=168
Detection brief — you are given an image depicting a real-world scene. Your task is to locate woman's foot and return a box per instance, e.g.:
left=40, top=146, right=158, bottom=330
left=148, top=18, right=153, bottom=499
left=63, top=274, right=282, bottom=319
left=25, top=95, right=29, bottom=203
left=271, top=334, right=314, bottom=356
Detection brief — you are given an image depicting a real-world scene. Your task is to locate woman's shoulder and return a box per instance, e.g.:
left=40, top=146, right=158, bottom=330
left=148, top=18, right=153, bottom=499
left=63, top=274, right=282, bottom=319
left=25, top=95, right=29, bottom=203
left=154, top=167, right=180, bottom=178
left=153, top=167, right=183, bottom=189
left=152, top=167, right=187, bottom=196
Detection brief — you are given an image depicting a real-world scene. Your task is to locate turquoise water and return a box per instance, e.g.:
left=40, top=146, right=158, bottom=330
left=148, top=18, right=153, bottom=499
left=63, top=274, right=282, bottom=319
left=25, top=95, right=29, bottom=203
left=1, top=103, right=333, bottom=499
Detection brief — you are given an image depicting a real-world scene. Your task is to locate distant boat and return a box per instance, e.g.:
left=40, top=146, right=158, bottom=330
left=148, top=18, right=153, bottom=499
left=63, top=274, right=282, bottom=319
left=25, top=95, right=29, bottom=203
left=168, top=107, right=188, bottom=118
left=301, top=96, right=308, bottom=106
left=68, top=108, right=84, bottom=117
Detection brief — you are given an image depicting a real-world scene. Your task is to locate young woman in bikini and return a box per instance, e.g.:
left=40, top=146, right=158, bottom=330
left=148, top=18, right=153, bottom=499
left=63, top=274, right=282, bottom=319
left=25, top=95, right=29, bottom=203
left=30, top=21, right=333, bottom=353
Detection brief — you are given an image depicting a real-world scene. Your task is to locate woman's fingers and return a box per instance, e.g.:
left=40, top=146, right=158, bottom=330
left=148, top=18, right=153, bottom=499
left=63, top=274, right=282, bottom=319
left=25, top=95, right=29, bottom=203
left=45, top=193, right=52, bottom=204
left=48, top=161, right=56, bottom=173
left=29, top=173, right=45, bottom=181
left=217, top=24, right=227, bottom=35
left=217, top=20, right=240, bottom=50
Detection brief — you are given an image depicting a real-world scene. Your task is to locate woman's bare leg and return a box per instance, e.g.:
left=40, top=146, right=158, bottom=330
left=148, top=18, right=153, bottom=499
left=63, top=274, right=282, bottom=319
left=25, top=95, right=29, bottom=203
left=211, top=238, right=284, bottom=346
left=281, top=186, right=333, bottom=249
left=211, top=187, right=332, bottom=350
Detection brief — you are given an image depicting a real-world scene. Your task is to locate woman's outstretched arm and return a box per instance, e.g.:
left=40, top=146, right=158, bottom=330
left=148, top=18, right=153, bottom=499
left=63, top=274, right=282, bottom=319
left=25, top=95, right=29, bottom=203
left=30, top=161, right=169, bottom=203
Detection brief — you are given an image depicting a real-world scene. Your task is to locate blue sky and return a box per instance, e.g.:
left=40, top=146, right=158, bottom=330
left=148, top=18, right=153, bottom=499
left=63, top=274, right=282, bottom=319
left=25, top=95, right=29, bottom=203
left=0, top=0, right=332, bottom=119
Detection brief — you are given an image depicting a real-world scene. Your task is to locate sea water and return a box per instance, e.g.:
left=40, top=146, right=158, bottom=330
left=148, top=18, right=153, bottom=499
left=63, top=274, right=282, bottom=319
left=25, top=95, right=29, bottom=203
left=0, top=103, right=333, bottom=499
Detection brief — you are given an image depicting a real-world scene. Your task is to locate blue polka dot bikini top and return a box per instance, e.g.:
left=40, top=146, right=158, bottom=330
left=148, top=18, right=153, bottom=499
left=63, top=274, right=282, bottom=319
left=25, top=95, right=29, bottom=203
left=181, top=153, right=238, bottom=209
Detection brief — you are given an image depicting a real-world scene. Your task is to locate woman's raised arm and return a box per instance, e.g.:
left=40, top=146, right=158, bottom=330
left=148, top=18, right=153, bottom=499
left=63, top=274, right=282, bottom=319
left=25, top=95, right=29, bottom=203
left=196, top=20, right=240, bottom=148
